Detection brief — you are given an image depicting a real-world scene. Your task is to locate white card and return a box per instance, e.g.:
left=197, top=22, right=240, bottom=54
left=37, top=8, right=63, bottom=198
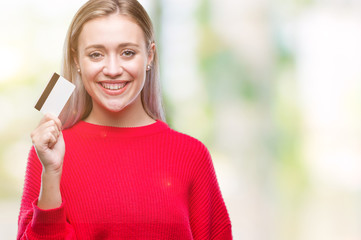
left=34, top=73, right=75, bottom=117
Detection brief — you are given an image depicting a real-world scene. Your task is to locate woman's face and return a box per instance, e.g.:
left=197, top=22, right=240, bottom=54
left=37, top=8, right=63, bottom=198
left=76, top=14, right=153, bottom=115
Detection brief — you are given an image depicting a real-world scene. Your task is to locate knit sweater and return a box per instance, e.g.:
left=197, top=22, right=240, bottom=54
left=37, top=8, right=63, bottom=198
left=17, top=120, right=232, bottom=239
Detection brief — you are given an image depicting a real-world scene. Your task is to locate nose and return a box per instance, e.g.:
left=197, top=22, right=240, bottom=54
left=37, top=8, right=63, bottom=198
left=103, top=55, right=123, bottom=78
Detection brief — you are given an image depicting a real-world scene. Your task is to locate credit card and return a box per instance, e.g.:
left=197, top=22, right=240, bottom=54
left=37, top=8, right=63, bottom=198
left=34, top=73, right=75, bottom=116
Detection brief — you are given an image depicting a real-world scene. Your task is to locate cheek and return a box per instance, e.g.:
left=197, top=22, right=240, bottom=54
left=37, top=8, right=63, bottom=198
left=124, top=58, right=147, bottom=79
left=81, top=61, right=103, bottom=81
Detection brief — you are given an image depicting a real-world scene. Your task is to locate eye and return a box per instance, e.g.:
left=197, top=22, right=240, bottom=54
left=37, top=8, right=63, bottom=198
left=88, top=52, right=103, bottom=59
left=122, top=49, right=136, bottom=57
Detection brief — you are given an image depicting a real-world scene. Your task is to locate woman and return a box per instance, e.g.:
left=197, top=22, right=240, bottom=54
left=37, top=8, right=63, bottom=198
left=17, top=0, right=232, bottom=239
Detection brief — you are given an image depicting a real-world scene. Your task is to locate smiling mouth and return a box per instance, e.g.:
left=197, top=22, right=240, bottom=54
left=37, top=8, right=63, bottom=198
left=100, top=82, right=128, bottom=90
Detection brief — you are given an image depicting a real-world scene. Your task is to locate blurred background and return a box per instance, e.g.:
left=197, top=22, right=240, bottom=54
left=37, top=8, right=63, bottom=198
left=1, top=0, right=361, bottom=239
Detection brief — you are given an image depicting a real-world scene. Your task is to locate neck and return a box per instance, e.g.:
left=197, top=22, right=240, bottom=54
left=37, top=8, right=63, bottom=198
left=84, top=97, right=156, bottom=128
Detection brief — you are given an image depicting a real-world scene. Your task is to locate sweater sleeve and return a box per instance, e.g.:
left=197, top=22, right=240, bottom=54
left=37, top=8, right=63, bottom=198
left=188, top=142, right=232, bottom=239
left=17, top=146, right=76, bottom=239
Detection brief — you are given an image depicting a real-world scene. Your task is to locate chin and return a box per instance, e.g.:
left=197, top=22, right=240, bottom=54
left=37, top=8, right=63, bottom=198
left=106, top=105, right=127, bottom=113
left=97, top=96, right=139, bottom=114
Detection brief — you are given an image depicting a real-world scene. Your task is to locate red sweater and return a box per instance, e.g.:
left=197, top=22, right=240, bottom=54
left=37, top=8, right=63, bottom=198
left=18, top=120, right=232, bottom=239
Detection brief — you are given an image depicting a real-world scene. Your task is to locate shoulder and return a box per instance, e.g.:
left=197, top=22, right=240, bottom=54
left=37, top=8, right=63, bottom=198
left=167, top=125, right=205, bottom=144
left=165, top=125, right=211, bottom=159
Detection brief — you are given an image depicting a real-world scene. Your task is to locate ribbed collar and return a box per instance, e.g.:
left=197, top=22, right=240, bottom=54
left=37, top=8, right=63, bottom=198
left=69, top=120, right=169, bottom=138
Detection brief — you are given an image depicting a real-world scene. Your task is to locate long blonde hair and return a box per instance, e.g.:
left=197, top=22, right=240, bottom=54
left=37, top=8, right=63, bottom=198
left=60, top=0, right=165, bottom=129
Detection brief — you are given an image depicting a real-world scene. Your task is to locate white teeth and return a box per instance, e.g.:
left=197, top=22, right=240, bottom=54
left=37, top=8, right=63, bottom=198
left=100, top=82, right=127, bottom=90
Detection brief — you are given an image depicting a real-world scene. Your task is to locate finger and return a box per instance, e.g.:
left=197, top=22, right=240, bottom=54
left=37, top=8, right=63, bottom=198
left=38, top=113, right=62, bottom=131
left=37, top=113, right=54, bottom=127
left=31, top=123, right=59, bottom=149
left=48, top=124, right=60, bottom=140
left=48, top=115, right=62, bottom=132
left=45, top=124, right=60, bottom=146
left=41, top=118, right=61, bottom=136
left=52, top=115, right=62, bottom=131
left=37, top=120, right=57, bottom=136
left=47, top=132, right=58, bottom=149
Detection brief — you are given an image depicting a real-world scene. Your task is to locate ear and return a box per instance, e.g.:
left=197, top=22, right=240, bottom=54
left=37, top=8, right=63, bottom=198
left=71, top=48, right=80, bottom=69
left=147, top=43, right=155, bottom=66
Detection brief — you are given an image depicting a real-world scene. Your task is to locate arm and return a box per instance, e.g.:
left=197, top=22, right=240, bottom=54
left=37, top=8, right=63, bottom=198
left=17, top=114, right=76, bottom=239
left=189, top=144, right=232, bottom=239
left=32, top=114, right=64, bottom=210
left=37, top=170, right=62, bottom=210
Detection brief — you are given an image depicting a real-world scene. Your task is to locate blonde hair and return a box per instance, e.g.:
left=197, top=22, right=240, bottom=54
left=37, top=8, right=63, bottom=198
left=60, top=0, right=165, bottom=129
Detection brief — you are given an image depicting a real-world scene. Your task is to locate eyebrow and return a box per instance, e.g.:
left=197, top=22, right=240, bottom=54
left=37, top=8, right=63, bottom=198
left=84, top=42, right=140, bottom=50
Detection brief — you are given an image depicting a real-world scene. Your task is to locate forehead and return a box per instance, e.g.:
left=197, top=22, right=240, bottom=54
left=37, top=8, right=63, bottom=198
left=78, top=14, right=146, bottom=48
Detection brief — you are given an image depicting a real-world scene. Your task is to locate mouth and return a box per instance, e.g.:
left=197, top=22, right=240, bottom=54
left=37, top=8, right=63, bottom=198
left=99, top=82, right=128, bottom=90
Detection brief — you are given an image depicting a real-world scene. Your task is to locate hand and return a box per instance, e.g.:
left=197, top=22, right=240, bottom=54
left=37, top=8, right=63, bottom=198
left=31, top=113, right=65, bottom=174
